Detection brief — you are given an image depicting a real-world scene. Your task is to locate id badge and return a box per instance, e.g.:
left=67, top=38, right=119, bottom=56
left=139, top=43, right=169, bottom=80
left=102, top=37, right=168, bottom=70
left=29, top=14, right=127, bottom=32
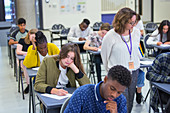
left=128, top=61, right=134, bottom=70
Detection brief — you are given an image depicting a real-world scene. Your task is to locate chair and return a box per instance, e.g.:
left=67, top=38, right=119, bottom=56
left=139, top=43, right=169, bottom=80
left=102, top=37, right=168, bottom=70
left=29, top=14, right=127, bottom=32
left=145, top=22, right=158, bottom=34
left=92, top=22, right=103, bottom=31
left=50, top=24, right=65, bottom=42
left=144, top=34, right=155, bottom=57
left=60, top=96, right=71, bottom=113
left=60, top=28, right=70, bottom=46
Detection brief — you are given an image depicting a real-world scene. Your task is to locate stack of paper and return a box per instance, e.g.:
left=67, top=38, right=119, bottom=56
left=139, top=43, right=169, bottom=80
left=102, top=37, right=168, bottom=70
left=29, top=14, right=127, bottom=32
left=41, top=93, right=72, bottom=100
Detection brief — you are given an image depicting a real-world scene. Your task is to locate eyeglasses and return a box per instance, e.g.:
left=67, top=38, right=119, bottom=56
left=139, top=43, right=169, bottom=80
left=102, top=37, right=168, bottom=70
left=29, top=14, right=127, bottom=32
left=128, top=21, right=136, bottom=26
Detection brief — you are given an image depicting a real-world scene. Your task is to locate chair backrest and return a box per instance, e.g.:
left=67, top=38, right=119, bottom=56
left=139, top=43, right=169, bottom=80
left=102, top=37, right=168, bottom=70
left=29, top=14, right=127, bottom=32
left=60, top=96, right=71, bottom=113
left=61, top=28, right=70, bottom=35
left=93, top=22, right=103, bottom=31
left=144, top=34, right=154, bottom=49
left=145, top=22, right=158, bottom=34
left=52, top=24, right=65, bottom=30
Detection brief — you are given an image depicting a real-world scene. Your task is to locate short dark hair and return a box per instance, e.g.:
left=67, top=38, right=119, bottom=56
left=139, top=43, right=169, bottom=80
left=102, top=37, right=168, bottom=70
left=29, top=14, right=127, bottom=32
left=82, top=19, right=90, bottom=26
left=35, top=31, right=47, bottom=45
left=107, top=65, right=132, bottom=87
left=18, top=18, right=26, bottom=25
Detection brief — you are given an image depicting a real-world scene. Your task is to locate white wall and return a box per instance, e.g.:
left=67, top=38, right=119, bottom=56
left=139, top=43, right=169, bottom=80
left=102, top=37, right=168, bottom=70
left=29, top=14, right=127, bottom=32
left=142, top=0, right=151, bottom=22
left=42, top=0, right=101, bottom=29
left=16, top=0, right=36, bottom=30
left=154, top=0, right=170, bottom=22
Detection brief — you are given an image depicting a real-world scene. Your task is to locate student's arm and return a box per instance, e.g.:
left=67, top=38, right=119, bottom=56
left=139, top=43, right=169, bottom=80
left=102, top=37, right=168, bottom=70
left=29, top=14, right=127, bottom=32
left=23, top=45, right=40, bottom=68
left=83, top=40, right=98, bottom=51
left=68, top=62, right=91, bottom=85
left=67, top=26, right=79, bottom=41
left=16, top=44, right=27, bottom=56
left=146, top=29, right=160, bottom=45
left=64, top=87, right=84, bottom=113
left=8, top=39, right=18, bottom=45
left=146, top=55, right=170, bottom=83
left=164, top=41, right=170, bottom=45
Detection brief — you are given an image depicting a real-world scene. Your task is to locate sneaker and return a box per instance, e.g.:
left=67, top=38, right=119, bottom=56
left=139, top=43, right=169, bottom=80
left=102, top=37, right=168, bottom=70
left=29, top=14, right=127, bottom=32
left=136, top=88, right=143, bottom=104
left=24, top=85, right=29, bottom=94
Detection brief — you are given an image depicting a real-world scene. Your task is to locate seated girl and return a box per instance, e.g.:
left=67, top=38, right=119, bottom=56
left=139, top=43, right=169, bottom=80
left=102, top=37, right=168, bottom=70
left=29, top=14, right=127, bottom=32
left=147, top=20, right=170, bottom=46
left=16, top=29, right=38, bottom=93
left=23, top=31, right=60, bottom=93
left=34, top=43, right=90, bottom=96
left=83, top=23, right=110, bottom=83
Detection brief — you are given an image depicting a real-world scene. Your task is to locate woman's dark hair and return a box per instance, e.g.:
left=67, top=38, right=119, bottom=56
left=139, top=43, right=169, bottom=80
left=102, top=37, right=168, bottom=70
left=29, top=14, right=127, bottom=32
left=59, top=43, right=85, bottom=74
left=35, top=31, right=47, bottom=45
left=158, top=20, right=170, bottom=42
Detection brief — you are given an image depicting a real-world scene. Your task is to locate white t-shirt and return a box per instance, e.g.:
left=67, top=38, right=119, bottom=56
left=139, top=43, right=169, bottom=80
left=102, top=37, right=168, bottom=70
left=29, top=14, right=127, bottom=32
left=56, top=64, right=69, bottom=88
left=135, top=20, right=144, bottom=30
left=38, top=52, right=49, bottom=63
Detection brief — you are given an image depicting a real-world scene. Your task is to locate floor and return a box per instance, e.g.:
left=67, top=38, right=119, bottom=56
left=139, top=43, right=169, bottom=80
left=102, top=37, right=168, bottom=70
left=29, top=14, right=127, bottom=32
left=0, top=29, right=152, bottom=113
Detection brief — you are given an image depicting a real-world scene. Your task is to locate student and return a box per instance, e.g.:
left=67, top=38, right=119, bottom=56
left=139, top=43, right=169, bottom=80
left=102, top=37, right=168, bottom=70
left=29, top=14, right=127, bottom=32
left=34, top=43, right=90, bottom=95
left=9, top=18, right=28, bottom=45
left=101, top=7, right=141, bottom=113
left=146, top=52, right=170, bottom=113
left=83, top=23, right=110, bottom=83
left=67, top=18, right=93, bottom=41
left=23, top=31, right=60, bottom=93
left=64, top=65, right=132, bottom=113
left=147, top=20, right=170, bottom=46
left=16, top=29, right=38, bottom=93
left=135, top=14, right=144, bottom=37
left=134, top=14, right=145, bottom=104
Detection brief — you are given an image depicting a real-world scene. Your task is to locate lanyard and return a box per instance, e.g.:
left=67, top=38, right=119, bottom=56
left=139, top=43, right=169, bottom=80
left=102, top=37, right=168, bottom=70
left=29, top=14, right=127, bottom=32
left=121, top=30, right=132, bottom=59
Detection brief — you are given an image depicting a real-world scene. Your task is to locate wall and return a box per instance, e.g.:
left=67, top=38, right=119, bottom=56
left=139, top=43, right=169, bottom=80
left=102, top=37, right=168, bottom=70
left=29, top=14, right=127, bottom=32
left=154, top=0, right=170, bottom=22
left=142, top=0, right=151, bottom=22
left=42, top=0, right=101, bottom=29
left=16, top=0, right=36, bottom=30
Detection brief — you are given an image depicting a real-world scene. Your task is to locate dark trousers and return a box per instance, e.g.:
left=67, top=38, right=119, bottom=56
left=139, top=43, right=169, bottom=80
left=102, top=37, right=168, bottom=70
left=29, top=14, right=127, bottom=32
left=94, top=54, right=102, bottom=83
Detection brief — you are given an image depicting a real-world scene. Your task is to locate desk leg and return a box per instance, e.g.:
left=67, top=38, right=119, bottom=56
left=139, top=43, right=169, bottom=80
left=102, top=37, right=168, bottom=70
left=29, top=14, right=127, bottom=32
left=156, top=88, right=165, bottom=113
left=89, top=54, right=96, bottom=84
left=13, top=50, right=18, bottom=81
left=29, top=77, right=36, bottom=113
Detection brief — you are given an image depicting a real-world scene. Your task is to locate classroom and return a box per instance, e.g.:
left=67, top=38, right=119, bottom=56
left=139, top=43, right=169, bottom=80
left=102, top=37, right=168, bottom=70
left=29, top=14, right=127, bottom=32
left=0, top=0, right=170, bottom=113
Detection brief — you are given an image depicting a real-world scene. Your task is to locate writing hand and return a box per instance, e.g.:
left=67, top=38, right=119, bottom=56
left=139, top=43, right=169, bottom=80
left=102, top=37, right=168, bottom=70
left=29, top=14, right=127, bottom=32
left=51, top=88, right=68, bottom=96
left=157, top=42, right=163, bottom=46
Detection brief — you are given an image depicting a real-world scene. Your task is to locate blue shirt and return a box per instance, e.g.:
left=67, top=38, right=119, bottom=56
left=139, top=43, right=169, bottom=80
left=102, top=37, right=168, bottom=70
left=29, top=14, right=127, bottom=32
left=64, top=81, right=127, bottom=113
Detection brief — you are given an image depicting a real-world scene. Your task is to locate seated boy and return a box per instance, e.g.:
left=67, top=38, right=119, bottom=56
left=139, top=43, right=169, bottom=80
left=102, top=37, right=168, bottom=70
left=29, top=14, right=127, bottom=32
left=64, top=65, right=132, bottom=113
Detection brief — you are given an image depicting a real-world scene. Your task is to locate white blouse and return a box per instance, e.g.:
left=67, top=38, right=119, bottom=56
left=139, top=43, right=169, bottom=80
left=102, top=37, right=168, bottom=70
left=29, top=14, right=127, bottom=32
left=101, top=27, right=141, bottom=72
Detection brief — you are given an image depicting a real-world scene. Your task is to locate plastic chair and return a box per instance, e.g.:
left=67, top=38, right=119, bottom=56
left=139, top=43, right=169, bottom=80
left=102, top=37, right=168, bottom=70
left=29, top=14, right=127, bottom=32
left=92, top=22, right=103, bottom=31
left=145, top=22, right=158, bottom=34
left=60, top=28, right=70, bottom=46
left=51, top=24, right=65, bottom=42
left=144, top=34, right=155, bottom=57
left=60, top=96, right=71, bottom=113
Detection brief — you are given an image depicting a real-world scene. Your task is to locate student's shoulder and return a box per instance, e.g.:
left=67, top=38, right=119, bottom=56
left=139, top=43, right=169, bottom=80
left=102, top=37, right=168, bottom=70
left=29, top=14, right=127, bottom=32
left=11, top=29, right=20, bottom=36
left=74, top=84, right=95, bottom=95
left=47, top=43, right=57, bottom=47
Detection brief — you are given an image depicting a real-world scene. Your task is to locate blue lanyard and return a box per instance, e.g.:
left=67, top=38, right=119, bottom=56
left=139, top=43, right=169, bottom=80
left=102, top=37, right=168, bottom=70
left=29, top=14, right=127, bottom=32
left=121, top=30, right=132, bottom=59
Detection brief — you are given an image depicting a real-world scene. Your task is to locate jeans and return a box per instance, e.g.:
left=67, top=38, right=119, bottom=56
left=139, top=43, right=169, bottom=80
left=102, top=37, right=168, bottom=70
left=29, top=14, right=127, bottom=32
left=137, top=69, right=145, bottom=87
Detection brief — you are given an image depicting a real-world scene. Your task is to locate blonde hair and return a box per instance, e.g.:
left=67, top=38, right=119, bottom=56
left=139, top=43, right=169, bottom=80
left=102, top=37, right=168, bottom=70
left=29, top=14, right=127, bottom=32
left=112, top=7, right=136, bottom=34
left=100, top=23, right=110, bottom=31
left=24, top=29, right=38, bottom=44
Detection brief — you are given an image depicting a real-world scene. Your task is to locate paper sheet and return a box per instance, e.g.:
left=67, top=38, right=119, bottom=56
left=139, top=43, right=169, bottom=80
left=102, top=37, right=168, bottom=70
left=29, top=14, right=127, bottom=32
left=98, top=48, right=101, bottom=52
left=41, top=93, right=72, bottom=100
left=140, top=61, right=153, bottom=65
left=32, top=67, right=39, bottom=71
left=160, top=44, right=170, bottom=47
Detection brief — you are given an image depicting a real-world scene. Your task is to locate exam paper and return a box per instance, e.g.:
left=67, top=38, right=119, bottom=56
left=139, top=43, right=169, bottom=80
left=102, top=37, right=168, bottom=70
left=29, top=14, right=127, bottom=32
left=140, top=61, right=153, bottom=65
left=41, top=93, right=72, bottom=100
left=32, top=67, right=39, bottom=70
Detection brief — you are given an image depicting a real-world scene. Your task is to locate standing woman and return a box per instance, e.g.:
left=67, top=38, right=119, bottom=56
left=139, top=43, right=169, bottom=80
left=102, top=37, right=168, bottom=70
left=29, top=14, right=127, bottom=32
left=101, top=7, right=141, bottom=113
left=34, top=43, right=90, bottom=95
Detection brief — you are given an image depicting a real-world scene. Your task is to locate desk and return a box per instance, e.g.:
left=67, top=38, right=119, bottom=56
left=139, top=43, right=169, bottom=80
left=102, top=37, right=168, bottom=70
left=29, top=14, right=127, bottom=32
left=152, top=44, right=170, bottom=54
left=36, top=88, right=76, bottom=113
left=27, top=68, right=38, bottom=113
left=50, top=29, right=61, bottom=43
left=151, top=82, right=170, bottom=113
left=11, top=44, right=17, bottom=80
left=16, top=54, right=25, bottom=99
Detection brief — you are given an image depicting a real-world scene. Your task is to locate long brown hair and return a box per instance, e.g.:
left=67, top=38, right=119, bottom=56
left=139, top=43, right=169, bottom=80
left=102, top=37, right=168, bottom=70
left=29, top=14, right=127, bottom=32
left=112, top=7, right=136, bottom=34
left=59, top=43, right=85, bottom=74
left=24, top=29, right=38, bottom=44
